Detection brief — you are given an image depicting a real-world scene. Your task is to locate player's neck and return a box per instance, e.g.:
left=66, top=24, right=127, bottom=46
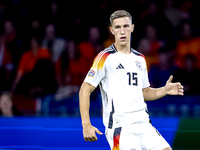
left=114, top=43, right=131, bottom=54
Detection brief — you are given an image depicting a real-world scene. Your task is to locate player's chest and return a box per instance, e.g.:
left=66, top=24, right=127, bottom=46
left=106, top=54, right=145, bottom=75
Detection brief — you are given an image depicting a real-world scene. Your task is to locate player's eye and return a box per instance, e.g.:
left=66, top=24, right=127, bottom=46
left=124, top=25, right=129, bottom=28
left=115, top=26, right=120, bottom=29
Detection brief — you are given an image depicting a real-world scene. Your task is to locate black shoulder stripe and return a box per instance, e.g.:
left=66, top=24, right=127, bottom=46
left=131, top=49, right=145, bottom=59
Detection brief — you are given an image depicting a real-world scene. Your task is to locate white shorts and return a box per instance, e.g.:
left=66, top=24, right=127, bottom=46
left=105, top=121, right=171, bottom=150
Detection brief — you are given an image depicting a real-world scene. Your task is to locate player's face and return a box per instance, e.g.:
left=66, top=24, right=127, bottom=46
left=110, top=17, right=134, bottom=47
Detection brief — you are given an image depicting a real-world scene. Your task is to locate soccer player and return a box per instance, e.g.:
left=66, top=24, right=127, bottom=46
left=79, top=10, right=184, bottom=150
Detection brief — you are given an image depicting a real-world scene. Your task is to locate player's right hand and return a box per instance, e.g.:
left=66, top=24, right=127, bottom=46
left=82, top=124, right=103, bottom=142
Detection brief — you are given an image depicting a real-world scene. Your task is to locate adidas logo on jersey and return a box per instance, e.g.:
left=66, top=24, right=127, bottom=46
left=116, top=63, right=124, bottom=69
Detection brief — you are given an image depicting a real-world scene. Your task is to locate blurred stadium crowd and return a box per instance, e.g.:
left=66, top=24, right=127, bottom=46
left=0, top=0, right=200, bottom=117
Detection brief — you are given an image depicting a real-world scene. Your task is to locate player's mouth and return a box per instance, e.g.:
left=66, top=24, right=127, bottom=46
left=120, top=36, right=126, bottom=41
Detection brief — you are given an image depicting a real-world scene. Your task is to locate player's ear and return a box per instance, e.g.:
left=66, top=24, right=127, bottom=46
left=131, top=24, right=135, bottom=32
left=110, top=27, right=114, bottom=35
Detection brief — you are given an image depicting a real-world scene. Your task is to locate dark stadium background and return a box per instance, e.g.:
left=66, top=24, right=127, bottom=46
left=0, top=0, right=199, bottom=149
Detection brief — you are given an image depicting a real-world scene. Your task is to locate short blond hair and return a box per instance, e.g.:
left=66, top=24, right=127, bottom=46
left=110, top=10, right=132, bottom=26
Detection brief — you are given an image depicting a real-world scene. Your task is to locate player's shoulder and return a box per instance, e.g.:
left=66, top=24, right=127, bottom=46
left=131, top=48, right=146, bottom=60
left=92, top=44, right=117, bottom=68
left=95, top=44, right=117, bottom=59
left=101, top=44, right=117, bottom=55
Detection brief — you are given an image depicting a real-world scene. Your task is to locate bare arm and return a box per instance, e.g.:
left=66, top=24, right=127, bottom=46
left=79, top=82, right=103, bottom=142
left=143, top=75, right=184, bottom=101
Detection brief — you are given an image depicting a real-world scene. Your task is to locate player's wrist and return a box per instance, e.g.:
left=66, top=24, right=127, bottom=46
left=82, top=121, right=91, bottom=128
left=164, top=85, right=168, bottom=95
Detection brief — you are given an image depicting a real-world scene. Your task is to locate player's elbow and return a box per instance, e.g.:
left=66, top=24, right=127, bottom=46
left=79, top=84, right=86, bottom=99
left=142, top=87, right=156, bottom=101
left=79, top=82, right=96, bottom=98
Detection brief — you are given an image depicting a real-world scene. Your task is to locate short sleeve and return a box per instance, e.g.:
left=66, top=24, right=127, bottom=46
left=142, top=58, right=150, bottom=89
left=84, top=51, right=110, bottom=87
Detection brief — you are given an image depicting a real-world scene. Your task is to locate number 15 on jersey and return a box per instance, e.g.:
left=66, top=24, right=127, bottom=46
left=127, top=72, right=138, bottom=86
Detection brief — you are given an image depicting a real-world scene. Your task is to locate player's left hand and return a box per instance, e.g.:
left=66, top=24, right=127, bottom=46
left=165, top=75, right=184, bottom=96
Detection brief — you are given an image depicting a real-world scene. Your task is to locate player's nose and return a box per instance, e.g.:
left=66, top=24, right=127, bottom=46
left=120, top=27, right=125, bottom=34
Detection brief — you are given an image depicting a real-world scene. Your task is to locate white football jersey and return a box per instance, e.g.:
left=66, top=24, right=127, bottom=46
left=84, top=44, right=150, bottom=129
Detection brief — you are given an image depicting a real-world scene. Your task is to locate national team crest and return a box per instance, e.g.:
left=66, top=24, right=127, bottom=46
left=88, top=69, right=95, bottom=78
left=135, top=61, right=143, bottom=71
